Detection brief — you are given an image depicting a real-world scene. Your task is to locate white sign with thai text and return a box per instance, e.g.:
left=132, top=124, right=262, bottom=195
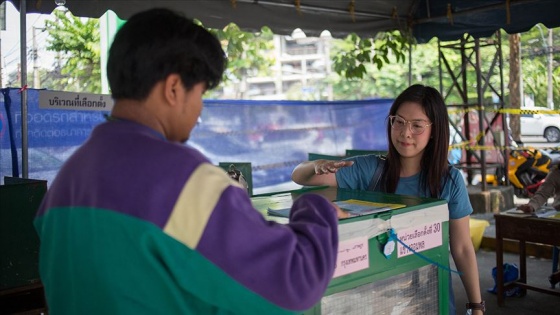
left=39, top=90, right=114, bottom=111
left=333, top=237, right=369, bottom=278
left=397, top=221, right=443, bottom=258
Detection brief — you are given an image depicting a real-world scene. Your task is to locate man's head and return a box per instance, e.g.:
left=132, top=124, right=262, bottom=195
left=107, top=8, right=226, bottom=100
left=106, top=8, right=226, bottom=143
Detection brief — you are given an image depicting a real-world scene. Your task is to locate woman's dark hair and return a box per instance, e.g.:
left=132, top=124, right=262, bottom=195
left=382, top=84, right=450, bottom=197
left=107, top=8, right=226, bottom=100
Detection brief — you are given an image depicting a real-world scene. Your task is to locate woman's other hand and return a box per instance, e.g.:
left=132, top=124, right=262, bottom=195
left=517, top=204, right=534, bottom=213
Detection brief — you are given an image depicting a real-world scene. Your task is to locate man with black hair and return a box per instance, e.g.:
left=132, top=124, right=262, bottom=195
left=35, top=8, right=343, bottom=314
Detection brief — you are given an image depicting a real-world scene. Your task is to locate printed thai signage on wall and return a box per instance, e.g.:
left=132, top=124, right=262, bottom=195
left=39, top=91, right=114, bottom=112
left=1, top=89, right=109, bottom=148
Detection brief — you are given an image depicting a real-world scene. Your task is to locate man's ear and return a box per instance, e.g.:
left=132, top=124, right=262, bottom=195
left=163, top=74, right=182, bottom=106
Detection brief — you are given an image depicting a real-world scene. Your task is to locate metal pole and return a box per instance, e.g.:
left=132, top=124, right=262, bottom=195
left=408, top=43, right=412, bottom=86
left=475, top=38, right=487, bottom=191
left=0, top=33, right=2, bottom=87
left=32, top=26, right=40, bottom=88
left=20, top=0, right=28, bottom=178
left=548, top=28, right=554, bottom=109
left=536, top=24, right=553, bottom=109
left=497, top=32, right=510, bottom=186
left=0, top=2, right=4, bottom=87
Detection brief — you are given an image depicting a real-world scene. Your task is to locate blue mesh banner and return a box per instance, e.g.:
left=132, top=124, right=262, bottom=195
left=0, top=88, right=392, bottom=191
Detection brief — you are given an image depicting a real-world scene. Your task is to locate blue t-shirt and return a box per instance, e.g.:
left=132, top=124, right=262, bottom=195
left=335, top=155, right=472, bottom=220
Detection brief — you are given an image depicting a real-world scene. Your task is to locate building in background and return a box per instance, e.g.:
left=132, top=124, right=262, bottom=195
left=242, top=30, right=333, bottom=100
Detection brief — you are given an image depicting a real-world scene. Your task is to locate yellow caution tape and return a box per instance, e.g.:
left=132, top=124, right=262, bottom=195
left=493, top=108, right=560, bottom=115
left=449, top=143, right=560, bottom=151
left=447, top=107, right=560, bottom=115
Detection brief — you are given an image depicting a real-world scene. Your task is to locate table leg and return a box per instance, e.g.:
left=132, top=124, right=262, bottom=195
left=496, top=218, right=504, bottom=306
left=552, top=247, right=559, bottom=289
left=519, top=240, right=527, bottom=296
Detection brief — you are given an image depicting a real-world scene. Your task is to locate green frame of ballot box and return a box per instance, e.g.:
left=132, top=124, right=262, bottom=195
left=252, top=186, right=450, bottom=315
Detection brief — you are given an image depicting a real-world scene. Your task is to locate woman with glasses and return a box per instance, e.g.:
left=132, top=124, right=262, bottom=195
left=292, top=84, right=484, bottom=315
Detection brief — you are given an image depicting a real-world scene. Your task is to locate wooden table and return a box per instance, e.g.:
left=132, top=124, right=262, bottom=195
left=494, top=213, right=560, bottom=306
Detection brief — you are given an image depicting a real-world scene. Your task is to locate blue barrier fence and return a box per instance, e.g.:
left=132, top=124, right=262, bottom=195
left=1, top=88, right=393, bottom=190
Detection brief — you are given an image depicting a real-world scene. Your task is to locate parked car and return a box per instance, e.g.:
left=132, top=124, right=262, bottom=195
left=520, top=107, right=560, bottom=142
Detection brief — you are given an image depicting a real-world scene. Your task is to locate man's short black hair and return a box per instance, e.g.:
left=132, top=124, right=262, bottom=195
left=107, top=8, right=227, bottom=100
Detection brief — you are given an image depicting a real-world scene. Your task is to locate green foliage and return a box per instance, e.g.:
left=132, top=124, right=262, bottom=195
left=210, top=23, right=275, bottom=82
left=519, top=24, right=560, bottom=108
left=38, top=11, right=557, bottom=106
left=329, top=36, right=451, bottom=100
left=332, top=30, right=410, bottom=80
left=44, top=9, right=101, bottom=93
left=43, top=13, right=274, bottom=95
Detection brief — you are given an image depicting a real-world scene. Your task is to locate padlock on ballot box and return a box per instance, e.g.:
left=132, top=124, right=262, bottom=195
left=226, top=164, right=249, bottom=193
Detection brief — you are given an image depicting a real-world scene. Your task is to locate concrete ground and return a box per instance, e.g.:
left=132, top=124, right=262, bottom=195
left=452, top=249, right=560, bottom=315
left=451, top=196, right=560, bottom=315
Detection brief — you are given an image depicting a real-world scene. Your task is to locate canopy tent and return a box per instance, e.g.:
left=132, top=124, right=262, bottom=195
left=3, top=0, right=560, bottom=179
left=4, top=0, right=560, bottom=42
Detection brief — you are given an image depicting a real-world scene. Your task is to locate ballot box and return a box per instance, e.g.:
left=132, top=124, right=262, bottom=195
left=251, top=186, right=450, bottom=315
left=0, top=177, right=48, bottom=314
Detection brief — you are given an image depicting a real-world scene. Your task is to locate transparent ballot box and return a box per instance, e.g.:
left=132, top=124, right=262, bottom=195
left=252, top=187, right=450, bottom=315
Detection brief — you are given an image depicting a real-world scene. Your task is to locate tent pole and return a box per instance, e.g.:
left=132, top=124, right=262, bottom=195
left=408, top=43, right=412, bottom=85
left=19, top=0, right=28, bottom=178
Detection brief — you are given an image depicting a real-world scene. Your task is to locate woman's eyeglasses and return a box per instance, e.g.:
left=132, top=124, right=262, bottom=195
left=388, top=115, right=432, bottom=135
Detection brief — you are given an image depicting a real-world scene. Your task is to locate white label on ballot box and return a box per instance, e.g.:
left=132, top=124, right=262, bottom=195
left=397, top=221, right=443, bottom=258
left=333, top=237, right=369, bottom=278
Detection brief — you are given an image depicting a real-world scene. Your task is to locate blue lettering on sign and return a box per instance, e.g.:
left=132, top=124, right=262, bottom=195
left=0, top=112, right=5, bottom=139
left=0, top=89, right=108, bottom=149
left=1, top=87, right=394, bottom=189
